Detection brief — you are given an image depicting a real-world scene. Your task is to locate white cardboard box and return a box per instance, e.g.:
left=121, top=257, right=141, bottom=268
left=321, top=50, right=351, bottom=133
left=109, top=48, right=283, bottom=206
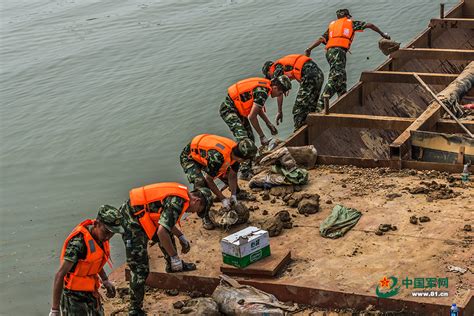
left=220, top=226, right=270, bottom=258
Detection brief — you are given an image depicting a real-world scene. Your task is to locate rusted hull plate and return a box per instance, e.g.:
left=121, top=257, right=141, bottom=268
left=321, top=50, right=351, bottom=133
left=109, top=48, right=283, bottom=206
left=125, top=269, right=473, bottom=315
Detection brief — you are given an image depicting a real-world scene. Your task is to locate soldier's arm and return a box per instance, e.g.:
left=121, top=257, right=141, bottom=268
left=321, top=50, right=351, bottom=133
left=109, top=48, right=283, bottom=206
left=204, top=151, right=227, bottom=201
left=228, top=168, right=238, bottom=197
left=363, top=22, right=390, bottom=38
left=248, top=104, right=266, bottom=140
left=305, top=30, right=328, bottom=56
left=204, top=173, right=226, bottom=201
left=157, top=197, right=184, bottom=257
left=51, top=260, right=74, bottom=311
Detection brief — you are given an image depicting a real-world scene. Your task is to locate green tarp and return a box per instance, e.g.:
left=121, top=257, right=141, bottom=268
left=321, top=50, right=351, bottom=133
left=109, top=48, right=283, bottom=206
left=320, top=205, right=362, bottom=239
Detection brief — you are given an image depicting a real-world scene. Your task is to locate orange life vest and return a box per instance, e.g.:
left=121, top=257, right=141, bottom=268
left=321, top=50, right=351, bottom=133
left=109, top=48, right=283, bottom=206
left=190, top=134, right=236, bottom=178
left=227, top=77, right=272, bottom=117
left=326, top=17, right=355, bottom=49
left=60, top=219, right=110, bottom=292
left=268, top=54, right=312, bottom=82
left=129, top=183, right=190, bottom=240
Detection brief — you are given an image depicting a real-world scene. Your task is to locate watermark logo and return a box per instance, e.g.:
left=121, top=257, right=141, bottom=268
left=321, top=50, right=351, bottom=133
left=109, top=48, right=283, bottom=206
left=376, top=276, right=401, bottom=298
left=375, top=276, right=449, bottom=298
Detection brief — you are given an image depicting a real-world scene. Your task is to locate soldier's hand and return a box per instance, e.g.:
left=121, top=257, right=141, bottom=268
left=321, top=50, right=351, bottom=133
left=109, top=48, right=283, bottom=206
left=260, top=135, right=269, bottom=146
left=179, top=235, right=191, bottom=254
left=222, top=198, right=231, bottom=209
left=103, top=280, right=116, bottom=298
left=275, top=112, right=283, bottom=125
left=305, top=49, right=311, bottom=57
left=267, top=123, right=278, bottom=135
left=49, top=309, right=60, bottom=316
left=382, top=32, right=391, bottom=40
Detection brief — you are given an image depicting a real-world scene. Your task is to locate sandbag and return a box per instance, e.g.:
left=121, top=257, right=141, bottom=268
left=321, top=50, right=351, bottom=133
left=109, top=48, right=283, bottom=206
left=212, top=275, right=297, bottom=315
left=378, top=38, right=400, bottom=56
left=209, top=202, right=249, bottom=228
left=178, top=298, right=220, bottom=315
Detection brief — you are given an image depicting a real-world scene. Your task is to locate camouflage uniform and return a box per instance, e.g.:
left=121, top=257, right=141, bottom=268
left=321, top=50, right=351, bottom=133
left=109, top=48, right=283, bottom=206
left=120, top=197, right=184, bottom=316
left=219, top=87, right=269, bottom=174
left=60, top=206, right=123, bottom=316
left=61, top=231, right=105, bottom=316
left=180, top=143, right=240, bottom=188
left=271, top=61, right=324, bottom=130
left=316, top=21, right=367, bottom=111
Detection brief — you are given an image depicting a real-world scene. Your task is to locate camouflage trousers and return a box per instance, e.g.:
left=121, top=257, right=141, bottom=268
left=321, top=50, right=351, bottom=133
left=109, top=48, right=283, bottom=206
left=121, top=214, right=177, bottom=315
left=60, top=290, right=104, bottom=316
left=317, top=47, right=348, bottom=111
left=219, top=97, right=255, bottom=174
left=293, top=62, right=324, bottom=130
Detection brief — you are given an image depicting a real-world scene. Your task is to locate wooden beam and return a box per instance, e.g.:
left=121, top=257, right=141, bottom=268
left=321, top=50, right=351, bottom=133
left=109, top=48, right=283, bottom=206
left=315, top=155, right=469, bottom=173
left=307, top=113, right=413, bottom=131
left=390, top=62, right=474, bottom=159
left=437, top=119, right=474, bottom=134
left=430, top=18, right=474, bottom=29
left=360, top=71, right=457, bottom=85
left=390, top=104, right=442, bottom=159
left=391, top=48, right=474, bottom=61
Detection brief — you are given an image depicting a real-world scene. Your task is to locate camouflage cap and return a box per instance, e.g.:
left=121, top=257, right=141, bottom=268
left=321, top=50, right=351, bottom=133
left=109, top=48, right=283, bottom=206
left=262, top=61, right=274, bottom=78
left=236, top=138, right=257, bottom=159
left=276, top=75, right=292, bottom=92
left=194, top=187, right=213, bottom=218
left=336, top=9, right=351, bottom=18
left=97, top=204, right=124, bottom=234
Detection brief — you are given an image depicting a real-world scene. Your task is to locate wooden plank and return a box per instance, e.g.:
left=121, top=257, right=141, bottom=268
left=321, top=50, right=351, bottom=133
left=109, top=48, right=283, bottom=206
left=389, top=103, right=441, bottom=158
left=307, top=113, right=413, bottom=131
left=315, top=155, right=470, bottom=173
left=220, top=250, right=291, bottom=278
left=391, top=48, right=474, bottom=61
left=360, top=71, right=457, bottom=85
left=430, top=18, right=474, bottom=29
left=436, top=119, right=474, bottom=134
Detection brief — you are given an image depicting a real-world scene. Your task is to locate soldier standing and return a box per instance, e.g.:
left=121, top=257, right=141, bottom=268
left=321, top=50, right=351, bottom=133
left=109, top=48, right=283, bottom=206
left=262, top=54, right=324, bottom=130
left=305, top=9, right=390, bottom=110
left=50, top=205, right=124, bottom=316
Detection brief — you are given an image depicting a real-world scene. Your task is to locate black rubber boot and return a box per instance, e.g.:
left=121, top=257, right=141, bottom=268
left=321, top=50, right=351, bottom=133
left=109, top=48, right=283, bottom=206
left=166, top=261, right=197, bottom=273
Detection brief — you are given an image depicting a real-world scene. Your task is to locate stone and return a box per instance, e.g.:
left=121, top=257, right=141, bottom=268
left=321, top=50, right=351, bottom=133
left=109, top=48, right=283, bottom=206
left=463, top=224, right=472, bottom=232
left=277, top=210, right=291, bottom=222
left=282, top=221, right=293, bottom=229
left=297, top=198, right=320, bottom=215
left=173, top=301, right=185, bottom=309
left=409, top=216, right=418, bottom=225
left=269, top=186, right=294, bottom=197
left=262, top=210, right=269, bottom=216
left=262, top=216, right=283, bottom=237
left=270, top=198, right=276, bottom=204
left=287, top=199, right=298, bottom=208
left=189, top=290, right=203, bottom=298
left=166, top=289, right=179, bottom=296
left=262, top=191, right=270, bottom=201
left=419, top=216, right=431, bottom=223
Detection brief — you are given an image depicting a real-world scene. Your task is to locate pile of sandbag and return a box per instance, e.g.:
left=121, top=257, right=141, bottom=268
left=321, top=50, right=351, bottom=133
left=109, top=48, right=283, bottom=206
left=250, top=144, right=317, bottom=189
left=208, top=202, right=250, bottom=229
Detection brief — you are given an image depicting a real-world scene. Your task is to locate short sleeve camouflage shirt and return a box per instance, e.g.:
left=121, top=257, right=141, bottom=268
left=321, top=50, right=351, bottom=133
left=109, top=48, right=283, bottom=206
left=205, top=149, right=240, bottom=178
left=158, top=196, right=186, bottom=231
left=252, top=86, right=270, bottom=107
